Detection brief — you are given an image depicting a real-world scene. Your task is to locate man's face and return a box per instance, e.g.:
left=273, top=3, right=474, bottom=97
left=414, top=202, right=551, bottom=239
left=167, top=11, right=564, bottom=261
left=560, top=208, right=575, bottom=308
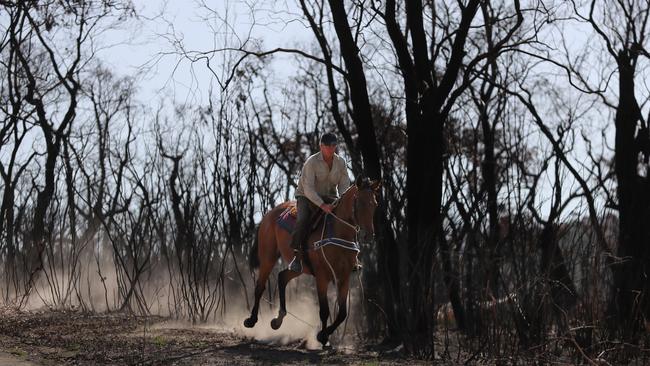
left=320, top=143, right=337, bottom=158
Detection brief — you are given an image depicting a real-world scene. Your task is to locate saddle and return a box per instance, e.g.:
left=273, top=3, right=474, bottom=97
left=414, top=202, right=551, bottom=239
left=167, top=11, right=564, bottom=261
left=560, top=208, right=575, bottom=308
left=276, top=201, right=333, bottom=237
left=277, top=204, right=299, bottom=232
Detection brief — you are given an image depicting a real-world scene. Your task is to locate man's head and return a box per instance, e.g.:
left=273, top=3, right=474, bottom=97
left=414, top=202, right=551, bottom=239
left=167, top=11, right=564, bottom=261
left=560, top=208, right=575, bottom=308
left=319, top=132, right=338, bottom=159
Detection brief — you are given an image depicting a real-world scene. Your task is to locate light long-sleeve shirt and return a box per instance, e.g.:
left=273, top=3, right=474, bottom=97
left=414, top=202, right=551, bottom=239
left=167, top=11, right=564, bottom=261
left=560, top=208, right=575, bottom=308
left=295, top=152, right=351, bottom=207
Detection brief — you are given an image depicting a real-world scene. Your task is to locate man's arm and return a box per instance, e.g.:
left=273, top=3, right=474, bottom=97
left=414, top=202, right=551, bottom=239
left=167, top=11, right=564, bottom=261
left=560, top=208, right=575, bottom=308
left=301, top=161, right=325, bottom=207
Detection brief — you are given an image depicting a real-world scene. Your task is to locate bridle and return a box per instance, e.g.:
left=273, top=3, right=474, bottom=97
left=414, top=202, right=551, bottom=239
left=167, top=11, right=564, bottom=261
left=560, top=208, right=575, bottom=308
left=328, top=186, right=376, bottom=240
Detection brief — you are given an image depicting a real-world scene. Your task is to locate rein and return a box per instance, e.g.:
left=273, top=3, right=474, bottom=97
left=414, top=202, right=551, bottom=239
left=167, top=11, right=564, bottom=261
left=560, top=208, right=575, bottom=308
left=327, top=187, right=366, bottom=233
left=317, top=186, right=376, bottom=285
left=327, top=210, right=360, bottom=233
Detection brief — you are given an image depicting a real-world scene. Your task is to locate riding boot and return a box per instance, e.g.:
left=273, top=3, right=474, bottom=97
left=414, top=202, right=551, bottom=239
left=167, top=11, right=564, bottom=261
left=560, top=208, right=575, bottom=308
left=289, top=249, right=303, bottom=273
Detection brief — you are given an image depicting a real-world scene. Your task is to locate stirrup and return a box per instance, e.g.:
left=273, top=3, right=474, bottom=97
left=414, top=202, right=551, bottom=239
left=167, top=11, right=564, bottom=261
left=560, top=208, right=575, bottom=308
left=288, top=256, right=303, bottom=273
left=352, top=260, right=363, bottom=272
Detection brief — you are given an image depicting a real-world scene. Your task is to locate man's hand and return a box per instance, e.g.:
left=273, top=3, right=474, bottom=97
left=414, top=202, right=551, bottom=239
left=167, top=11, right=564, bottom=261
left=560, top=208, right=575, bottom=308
left=320, top=203, right=333, bottom=214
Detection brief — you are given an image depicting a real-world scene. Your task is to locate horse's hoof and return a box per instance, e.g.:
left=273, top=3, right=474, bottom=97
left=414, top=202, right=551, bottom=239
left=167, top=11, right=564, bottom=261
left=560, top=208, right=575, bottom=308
left=243, top=317, right=257, bottom=328
left=317, top=330, right=329, bottom=345
left=270, top=318, right=283, bottom=330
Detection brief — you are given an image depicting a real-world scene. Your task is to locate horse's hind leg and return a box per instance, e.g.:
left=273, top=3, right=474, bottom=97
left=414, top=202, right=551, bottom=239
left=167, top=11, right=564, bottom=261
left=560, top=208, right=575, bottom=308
left=270, top=269, right=300, bottom=330
left=244, top=261, right=273, bottom=328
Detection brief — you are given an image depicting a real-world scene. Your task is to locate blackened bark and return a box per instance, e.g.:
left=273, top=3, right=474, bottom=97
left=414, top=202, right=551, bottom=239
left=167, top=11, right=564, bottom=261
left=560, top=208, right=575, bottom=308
left=381, top=0, right=480, bottom=354
left=298, top=0, right=362, bottom=175
left=477, top=2, right=502, bottom=297
left=325, top=0, right=400, bottom=341
left=9, top=4, right=81, bottom=302
left=405, top=1, right=480, bottom=355
left=608, top=51, right=650, bottom=339
left=439, top=229, right=466, bottom=330
left=481, top=114, right=501, bottom=297
left=326, top=0, right=381, bottom=180
left=474, top=82, right=501, bottom=299
left=539, top=223, right=576, bottom=312
left=404, top=109, right=443, bottom=355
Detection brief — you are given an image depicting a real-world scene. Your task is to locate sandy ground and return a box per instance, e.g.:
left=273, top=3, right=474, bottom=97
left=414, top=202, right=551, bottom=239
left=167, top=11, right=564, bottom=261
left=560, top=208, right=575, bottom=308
left=0, top=351, right=38, bottom=366
left=0, top=308, right=427, bottom=365
left=6, top=307, right=645, bottom=365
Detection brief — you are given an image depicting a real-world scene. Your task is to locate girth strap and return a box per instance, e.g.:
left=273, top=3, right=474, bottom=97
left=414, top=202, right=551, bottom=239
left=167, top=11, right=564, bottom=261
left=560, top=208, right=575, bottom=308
left=311, top=238, right=360, bottom=252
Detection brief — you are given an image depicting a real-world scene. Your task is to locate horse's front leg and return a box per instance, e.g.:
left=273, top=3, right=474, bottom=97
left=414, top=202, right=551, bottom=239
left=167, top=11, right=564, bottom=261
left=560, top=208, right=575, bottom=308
left=322, top=277, right=350, bottom=339
left=315, top=276, right=331, bottom=346
left=270, top=269, right=300, bottom=330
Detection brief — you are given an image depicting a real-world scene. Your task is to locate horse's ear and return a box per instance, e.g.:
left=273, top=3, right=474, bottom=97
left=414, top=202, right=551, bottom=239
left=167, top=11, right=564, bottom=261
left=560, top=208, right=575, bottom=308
left=370, top=179, right=382, bottom=192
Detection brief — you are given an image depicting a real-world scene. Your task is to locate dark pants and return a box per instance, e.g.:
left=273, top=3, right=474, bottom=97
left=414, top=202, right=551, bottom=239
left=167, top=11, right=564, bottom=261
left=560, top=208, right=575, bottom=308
left=290, top=196, right=318, bottom=251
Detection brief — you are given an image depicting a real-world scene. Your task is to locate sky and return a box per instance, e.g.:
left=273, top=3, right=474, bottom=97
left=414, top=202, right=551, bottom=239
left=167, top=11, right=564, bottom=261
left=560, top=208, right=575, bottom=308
left=99, top=0, right=312, bottom=107
left=76, top=0, right=633, bottom=221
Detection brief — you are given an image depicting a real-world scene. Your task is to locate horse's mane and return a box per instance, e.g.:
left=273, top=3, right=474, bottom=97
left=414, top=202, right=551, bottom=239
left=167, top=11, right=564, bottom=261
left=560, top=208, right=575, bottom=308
left=355, top=177, right=375, bottom=190
left=333, top=178, right=376, bottom=209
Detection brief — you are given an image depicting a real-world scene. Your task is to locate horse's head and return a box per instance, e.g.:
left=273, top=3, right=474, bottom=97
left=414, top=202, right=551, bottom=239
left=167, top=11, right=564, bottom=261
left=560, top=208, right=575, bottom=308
left=353, top=177, right=381, bottom=244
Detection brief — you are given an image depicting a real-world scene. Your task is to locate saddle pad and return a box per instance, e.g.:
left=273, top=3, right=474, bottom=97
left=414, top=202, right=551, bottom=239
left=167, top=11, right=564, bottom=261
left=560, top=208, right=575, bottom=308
left=277, top=204, right=297, bottom=233
left=276, top=204, right=334, bottom=238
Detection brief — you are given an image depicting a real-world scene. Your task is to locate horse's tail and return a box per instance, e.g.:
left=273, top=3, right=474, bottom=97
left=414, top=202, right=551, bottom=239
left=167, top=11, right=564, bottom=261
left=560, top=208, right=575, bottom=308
left=249, top=225, right=260, bottom=270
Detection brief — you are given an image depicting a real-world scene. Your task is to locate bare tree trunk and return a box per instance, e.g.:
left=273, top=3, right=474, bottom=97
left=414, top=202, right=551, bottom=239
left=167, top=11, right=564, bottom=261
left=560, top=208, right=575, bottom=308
left=608, top=51, right=650, bottom=339
left=325, top=0, right=381, bottom=179
left=326, top=0, right=399, bottom=341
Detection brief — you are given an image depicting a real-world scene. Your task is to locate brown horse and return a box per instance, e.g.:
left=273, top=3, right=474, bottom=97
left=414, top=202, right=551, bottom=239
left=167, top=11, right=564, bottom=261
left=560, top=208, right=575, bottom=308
left=244, top=178, right=380, bottom=346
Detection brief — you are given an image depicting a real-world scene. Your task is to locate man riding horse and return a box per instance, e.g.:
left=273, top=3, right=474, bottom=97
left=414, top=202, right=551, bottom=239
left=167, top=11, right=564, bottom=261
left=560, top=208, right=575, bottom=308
left=289, top=132, right=358, bottom=273
left=244, top=143, right=379, bottom=344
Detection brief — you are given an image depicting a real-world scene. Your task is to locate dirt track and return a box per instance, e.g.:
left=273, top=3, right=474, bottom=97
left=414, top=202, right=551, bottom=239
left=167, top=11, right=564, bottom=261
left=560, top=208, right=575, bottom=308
left=0, top=351, right=37, bottom=366
left=0, top=308, right=424, bottom=365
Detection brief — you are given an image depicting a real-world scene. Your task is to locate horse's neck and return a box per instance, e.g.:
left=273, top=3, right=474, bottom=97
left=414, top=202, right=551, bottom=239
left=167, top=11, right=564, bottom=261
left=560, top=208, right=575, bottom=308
left=334, top=187, right=356, bottom=221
